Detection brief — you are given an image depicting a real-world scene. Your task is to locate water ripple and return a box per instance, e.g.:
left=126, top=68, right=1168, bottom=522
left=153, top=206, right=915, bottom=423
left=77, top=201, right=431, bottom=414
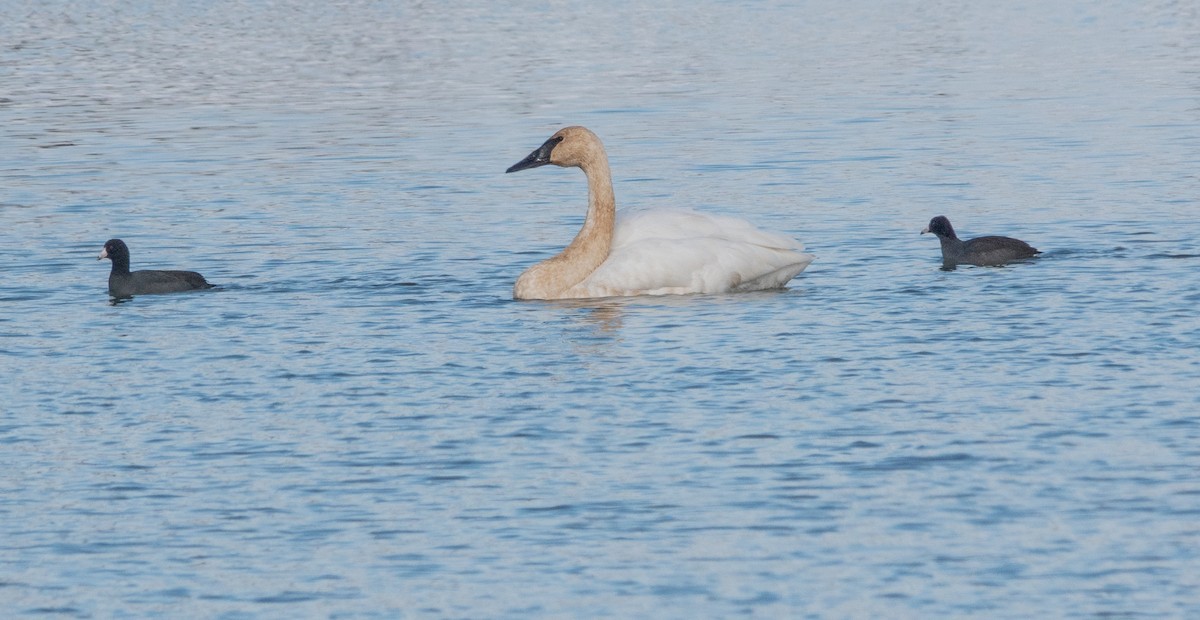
left=2, top=1, right=1200, bottom=618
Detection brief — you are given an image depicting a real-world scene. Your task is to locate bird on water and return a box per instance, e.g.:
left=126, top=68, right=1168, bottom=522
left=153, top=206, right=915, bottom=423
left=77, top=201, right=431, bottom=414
left=98, top=238, right=215, bottom=297
left=505, top=126, right=813, bottom=300
left=921, top=215, right=1039, bottom=268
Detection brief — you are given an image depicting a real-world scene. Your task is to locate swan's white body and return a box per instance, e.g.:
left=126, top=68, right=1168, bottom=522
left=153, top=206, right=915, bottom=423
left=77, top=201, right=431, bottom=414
left=558, top=208, right=811, bottom=298
left=506, top=126, right=813, bottom=300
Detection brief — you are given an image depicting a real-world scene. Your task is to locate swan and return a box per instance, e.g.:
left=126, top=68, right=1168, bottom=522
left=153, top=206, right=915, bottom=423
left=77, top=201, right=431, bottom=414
left=504, top=126, right=813, bottom=300
left=921, top=216, right=1040, bottom=267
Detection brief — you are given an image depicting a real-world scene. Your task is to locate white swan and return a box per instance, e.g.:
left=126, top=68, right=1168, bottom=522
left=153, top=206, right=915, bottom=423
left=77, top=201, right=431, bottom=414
left=505, top=126, right=814, bottom=300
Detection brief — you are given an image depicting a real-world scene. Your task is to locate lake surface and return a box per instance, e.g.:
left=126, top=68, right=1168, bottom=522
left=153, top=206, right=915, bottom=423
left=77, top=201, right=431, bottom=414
left=3, top=0, right=1199, bottom=617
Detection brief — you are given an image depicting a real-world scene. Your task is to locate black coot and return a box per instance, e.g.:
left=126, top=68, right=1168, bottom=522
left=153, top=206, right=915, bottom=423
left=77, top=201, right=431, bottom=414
left=921, top=216, right=1039, bottom=267
left=98, top=239, right=214, bottom=297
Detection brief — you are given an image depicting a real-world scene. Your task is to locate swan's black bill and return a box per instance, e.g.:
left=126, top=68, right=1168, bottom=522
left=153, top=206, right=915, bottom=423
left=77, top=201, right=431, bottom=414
left=506, top=136, right=563, bottom=173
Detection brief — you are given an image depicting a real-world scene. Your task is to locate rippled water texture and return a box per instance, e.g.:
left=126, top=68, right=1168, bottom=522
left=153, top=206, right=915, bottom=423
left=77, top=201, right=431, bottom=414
left=3, top=1, right=1199, bottom=617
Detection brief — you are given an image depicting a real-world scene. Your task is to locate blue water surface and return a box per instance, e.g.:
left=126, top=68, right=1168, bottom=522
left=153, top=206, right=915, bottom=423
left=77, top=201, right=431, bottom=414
left=2, top=1, right=1199, bottom=617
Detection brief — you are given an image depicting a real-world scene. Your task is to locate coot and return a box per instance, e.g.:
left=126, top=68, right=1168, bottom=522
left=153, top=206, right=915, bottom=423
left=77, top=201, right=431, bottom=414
left=98, top=239, right=214, bottom=297
left=921, top=216, right=1039, bottom=267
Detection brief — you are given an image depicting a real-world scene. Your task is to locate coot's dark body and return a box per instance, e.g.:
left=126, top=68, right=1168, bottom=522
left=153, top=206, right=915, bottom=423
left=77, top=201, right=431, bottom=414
left=99, top=239, right=214, bottom=297
left=922, top=216, right=1039, bottom=267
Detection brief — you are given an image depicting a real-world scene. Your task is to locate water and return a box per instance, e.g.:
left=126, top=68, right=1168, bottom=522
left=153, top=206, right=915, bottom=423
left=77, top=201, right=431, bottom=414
left=3, top=0, right=1199, bottom=617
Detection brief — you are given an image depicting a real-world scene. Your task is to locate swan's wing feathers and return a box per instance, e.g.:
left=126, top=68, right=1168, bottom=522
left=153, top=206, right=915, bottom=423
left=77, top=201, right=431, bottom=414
left=584, top=237, right=812, bottom=296
left=613, top=208, right=805, bottom=252
left=586, top=240, right=714, bottom=293
left=565, top=208, right=811, bottom=298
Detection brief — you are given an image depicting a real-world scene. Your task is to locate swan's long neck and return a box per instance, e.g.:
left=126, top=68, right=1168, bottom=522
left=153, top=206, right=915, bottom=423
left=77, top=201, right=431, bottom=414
left=515, top=150, right=615, bottom=300
left=561, top=155, right=615, bottom=273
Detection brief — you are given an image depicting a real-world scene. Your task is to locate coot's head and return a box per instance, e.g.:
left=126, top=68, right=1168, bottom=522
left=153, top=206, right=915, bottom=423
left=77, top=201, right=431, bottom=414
left=921, top=216, right=957, bottom=240
left=98, top=238, right=130, bottom=261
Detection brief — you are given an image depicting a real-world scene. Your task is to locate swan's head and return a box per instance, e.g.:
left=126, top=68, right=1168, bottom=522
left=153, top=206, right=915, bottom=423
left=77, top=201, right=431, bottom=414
left=506, top=126, right=603, bottom=173
left=921, top=216, right=957, bottom=239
